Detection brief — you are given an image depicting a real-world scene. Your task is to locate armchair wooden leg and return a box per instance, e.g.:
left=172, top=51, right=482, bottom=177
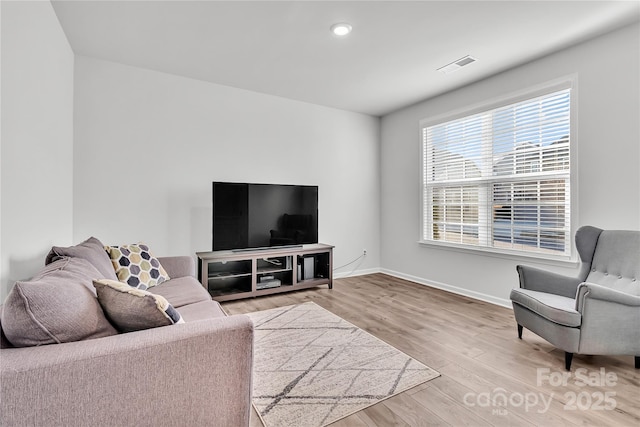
left=517, top=324, right=523, bottom=339
left=635, top=356, right=639, bottom=369
left=565, top=352, right=573, bottom=371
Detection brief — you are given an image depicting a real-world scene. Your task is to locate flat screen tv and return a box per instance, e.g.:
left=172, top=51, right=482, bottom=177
left=212, top=182, right=318, bottom=251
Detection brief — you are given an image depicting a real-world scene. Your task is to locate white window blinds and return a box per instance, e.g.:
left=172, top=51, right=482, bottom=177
left=421, top=88, right=571, bottom=256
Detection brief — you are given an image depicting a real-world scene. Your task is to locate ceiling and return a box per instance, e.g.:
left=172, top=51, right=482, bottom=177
left=51, top=1, right=640, bottom=116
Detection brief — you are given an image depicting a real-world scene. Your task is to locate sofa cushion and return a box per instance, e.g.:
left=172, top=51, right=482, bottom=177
left=35, top=257, right=103, bottom=296
left=176, top=300, right=228, bottom=322
left=1, top=258, right=118, bottom=347
left=94, top=279, right=183, bottom=332
left=150, top=276, right=211, bottom=308
left=510, top=288, right=581, bottom=327
left=106, top=243, right=170, bottom=290
left=46, top=236, right=118, bottom=281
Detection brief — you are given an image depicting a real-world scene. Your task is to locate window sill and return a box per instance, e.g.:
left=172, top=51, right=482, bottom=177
left=417, top=239, right=579, bottom=268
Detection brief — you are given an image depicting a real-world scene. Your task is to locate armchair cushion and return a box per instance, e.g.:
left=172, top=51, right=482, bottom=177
left=585, top=230, right=640, bottom=295
left=510, top=288, right=581, bottom=327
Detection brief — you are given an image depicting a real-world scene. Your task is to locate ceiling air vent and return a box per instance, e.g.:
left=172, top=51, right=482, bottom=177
left=437, top=55, right=477, bottom=74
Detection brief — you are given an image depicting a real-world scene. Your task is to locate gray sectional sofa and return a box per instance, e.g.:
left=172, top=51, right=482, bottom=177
left=0, top=238, right=254, bottom=426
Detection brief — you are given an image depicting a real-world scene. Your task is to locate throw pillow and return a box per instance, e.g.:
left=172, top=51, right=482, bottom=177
left=1, top=258, right=118, bottom=347
left=93, top=279, right=184, bottom=333
left=34, top=257, right=104, bottom=296
left=46, top=236, right=118, bottom=281
left=106, top=243, right=170, bottom=290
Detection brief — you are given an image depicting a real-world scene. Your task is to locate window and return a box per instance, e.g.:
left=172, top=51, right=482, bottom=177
left=421, top=85, right=572, bottom=257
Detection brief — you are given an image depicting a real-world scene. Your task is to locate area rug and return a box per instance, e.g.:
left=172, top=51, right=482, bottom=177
left=246, top=302, right=440, bottom=427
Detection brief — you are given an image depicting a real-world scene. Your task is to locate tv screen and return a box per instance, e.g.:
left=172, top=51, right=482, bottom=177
left=212, top=182, right=318, bottom=251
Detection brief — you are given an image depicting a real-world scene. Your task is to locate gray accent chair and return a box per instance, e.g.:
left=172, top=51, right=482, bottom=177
left=510, top=226, right=640, bottom=370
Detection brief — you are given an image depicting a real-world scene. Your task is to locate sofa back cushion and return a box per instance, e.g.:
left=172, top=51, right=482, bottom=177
left=149, top=276, right=211, bottom=308
left=586, top=230, right=640, bottom=295
left=46, top=236, right=118, bottom=281
left=1, top=258, right=118, bottom=347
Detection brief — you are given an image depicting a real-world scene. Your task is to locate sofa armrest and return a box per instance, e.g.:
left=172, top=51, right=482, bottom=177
left=516, top=265, right=582, bottom=298
left=1, top=315, right=253, bottom=426
left=158, top=255, right=196, bottom=278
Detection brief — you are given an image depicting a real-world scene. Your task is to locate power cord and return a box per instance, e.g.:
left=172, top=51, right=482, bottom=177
left=333, top=252, right=366, bottom=272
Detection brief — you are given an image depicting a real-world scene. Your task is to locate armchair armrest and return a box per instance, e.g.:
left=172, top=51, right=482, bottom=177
left=1, top=315, right=253, bottom=426
left=516, top=265, right=582, bottom=298
left=575, top=282, right=640, bottom=310
left=158, top=255, right=195, bottom=278
left=574, top=282, right=640, bottom=355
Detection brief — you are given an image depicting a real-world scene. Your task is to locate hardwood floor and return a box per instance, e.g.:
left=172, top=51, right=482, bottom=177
left=222, top=273, right=640, bottom=427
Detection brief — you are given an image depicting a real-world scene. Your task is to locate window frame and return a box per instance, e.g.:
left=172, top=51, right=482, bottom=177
left=418, top=77, right=578, bottom=263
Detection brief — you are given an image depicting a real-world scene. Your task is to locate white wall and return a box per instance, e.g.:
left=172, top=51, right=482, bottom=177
left=73, top=57, right=380, bottom=275
left=0, top=1, right=75, bottom=299
left=380, top=23, right=640, bottom=306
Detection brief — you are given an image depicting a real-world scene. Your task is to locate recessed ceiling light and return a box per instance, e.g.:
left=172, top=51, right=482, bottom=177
left=331, top=23, right=352, bottom=37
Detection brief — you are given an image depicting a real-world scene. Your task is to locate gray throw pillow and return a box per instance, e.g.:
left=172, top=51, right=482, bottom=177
left=93, top=279, right=184, bottom=333
left=1, top=258, right=118, bottom=347
left=46, top=236, right=118, bottom=281
left=34, top=256, right=103, bottom=296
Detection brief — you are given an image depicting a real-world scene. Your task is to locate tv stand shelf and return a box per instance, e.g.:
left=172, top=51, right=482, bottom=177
left=196, top=243, right=333, bottom=302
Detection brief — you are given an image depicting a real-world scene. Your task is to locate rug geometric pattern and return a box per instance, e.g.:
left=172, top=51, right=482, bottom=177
left=246, top=302, right=440, bottom=427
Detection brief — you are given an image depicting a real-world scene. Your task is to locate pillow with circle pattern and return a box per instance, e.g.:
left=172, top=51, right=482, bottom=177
left=93, top=279, right=184, bottom=332
left=105, top=243, right=170, bottom=290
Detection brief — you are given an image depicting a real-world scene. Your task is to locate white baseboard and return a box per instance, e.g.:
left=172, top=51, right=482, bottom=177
left=379, top=268, right=513, bottom=309
left=333, top=267, right=512, bottom=309
left=333, top=267, right=381, bottom=279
